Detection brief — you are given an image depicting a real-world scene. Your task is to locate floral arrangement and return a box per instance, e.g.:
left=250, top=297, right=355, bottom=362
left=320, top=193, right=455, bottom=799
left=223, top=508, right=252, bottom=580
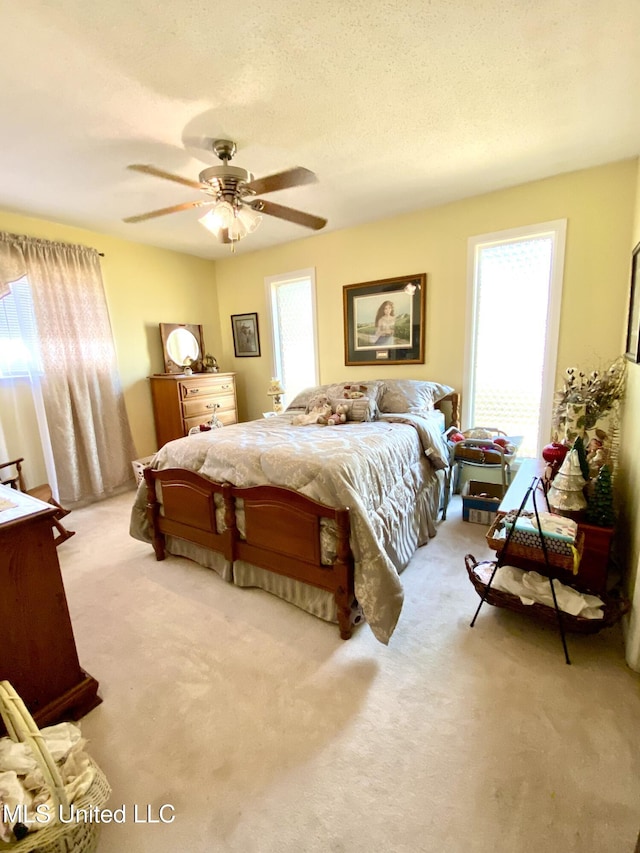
left=552, top=356, right=626, bottom=439
left=546, top=359, right=625, bottom=524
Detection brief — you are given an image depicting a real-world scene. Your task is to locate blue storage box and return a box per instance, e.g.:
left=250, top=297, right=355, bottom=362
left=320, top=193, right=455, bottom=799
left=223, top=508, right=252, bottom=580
left=462, top=480, right=504, bottom=524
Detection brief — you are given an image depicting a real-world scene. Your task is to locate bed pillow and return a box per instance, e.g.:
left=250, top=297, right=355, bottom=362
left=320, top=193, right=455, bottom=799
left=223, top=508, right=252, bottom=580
left=285, top=384, right=330, bottom=412
left=328, top=396, right=377, bottom=422
left=379, top=379, right=454, bottom=413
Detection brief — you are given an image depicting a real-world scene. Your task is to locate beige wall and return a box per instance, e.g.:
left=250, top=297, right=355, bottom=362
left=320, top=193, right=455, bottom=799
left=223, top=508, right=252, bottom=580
left=619, top=165, right=640, bottom=671
left=215, top=159, right=636, bottom=422
left=0, top=210, right=219, bottom=485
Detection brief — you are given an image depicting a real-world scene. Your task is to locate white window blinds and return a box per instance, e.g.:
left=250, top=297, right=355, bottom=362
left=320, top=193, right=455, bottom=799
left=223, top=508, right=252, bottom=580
left=0, top=277, right=42, bottom=377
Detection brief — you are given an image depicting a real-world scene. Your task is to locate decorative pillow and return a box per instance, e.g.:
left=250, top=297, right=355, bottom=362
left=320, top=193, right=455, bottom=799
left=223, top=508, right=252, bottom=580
left=324, top=380, right=386, bottom=407
left=328, top=396, right=376, bottom=422
left=379, top=379, right=454, bottom=414
left=285, top=384, right=330, bottom=412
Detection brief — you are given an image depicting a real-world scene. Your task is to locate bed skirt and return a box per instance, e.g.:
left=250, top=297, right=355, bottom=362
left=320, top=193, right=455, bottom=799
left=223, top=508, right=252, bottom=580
left=158, top=469, right=444, bottom=627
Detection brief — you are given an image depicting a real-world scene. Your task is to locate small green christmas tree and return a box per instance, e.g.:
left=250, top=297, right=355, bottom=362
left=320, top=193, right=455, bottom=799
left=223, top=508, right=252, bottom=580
left=586, top=464, right=615, bottom=527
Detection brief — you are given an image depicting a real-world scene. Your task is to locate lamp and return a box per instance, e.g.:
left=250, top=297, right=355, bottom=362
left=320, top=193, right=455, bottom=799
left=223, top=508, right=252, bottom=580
left=199, top=201, right=262, bottom=247
left=267, top=377, right=285, bottom=413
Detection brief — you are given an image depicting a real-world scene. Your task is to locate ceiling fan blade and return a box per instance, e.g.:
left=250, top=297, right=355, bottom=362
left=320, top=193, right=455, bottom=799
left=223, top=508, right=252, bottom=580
left=249, top=199, right=327, bottom=230
left=127, top=164, right=207, bottom=190
left=244, top=167, right=318, bottom=196
left=123, top=200, right=213, bottom=223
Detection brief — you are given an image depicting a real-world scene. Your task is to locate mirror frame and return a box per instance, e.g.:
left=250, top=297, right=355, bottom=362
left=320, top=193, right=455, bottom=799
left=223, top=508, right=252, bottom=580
left=159, top=323, right=206, bottom=374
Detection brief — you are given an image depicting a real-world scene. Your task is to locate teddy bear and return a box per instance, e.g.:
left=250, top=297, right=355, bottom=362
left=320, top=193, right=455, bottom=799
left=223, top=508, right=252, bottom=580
left=327, top=403, right=349, bottom=425
left=343, top=384, right=368, bottom=399
left=292, top=393, right=333, bottom=426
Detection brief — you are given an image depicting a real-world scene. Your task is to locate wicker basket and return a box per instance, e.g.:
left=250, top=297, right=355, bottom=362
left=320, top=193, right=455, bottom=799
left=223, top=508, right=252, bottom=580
left=486, top=514, right=584, bottom=571
left=465, top=554, right=629, bottom=634
left=0, top=682, right=111, bottom=853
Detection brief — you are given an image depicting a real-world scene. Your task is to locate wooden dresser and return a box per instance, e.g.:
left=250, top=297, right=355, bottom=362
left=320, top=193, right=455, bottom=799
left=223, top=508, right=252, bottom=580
left=0, top=484, right=101, bottom=728
left=149, top=372, right=238, bottom=448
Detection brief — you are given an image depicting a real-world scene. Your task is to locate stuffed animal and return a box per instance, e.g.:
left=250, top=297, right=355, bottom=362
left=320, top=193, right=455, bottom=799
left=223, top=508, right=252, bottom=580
left=327, top=403, right=349, bottom=425
left=292, top=393, right=333, bottom=426
left=343, top=384, right=368, bottom=399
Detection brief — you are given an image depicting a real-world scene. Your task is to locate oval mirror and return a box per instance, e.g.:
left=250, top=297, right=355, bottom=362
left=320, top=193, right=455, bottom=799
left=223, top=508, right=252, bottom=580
left=166, top=328, right=200, bottom=366
left=159, top=323, right=205, bottom=373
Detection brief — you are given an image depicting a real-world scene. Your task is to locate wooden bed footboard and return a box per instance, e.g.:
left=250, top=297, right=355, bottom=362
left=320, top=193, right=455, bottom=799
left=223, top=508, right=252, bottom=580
left=144, top=468, right=234, bottom=561
left=144, top=468, right=356, bottom=639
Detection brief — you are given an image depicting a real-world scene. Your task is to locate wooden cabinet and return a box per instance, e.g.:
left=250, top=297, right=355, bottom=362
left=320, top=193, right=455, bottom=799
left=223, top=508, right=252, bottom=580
left=0, top=485, right=101, bottom=728
left=149, top=372, right=237, bottom=448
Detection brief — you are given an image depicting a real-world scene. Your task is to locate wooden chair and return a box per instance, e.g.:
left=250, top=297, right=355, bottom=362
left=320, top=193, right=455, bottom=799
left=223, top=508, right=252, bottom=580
left=0, top=457, right=75, bottom=545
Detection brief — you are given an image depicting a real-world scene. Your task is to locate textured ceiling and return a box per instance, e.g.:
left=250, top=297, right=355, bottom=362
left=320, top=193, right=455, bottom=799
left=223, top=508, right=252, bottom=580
left=1, top=1, right=639, bottom=260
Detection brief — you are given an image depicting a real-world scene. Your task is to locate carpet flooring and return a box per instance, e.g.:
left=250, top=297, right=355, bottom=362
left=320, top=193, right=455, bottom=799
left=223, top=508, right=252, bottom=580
left=55, top=489, right=640, bottom=852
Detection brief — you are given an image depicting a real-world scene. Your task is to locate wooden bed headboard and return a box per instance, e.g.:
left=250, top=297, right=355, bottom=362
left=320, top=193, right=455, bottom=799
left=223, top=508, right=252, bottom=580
left=436, top=392, right=460, bottom=429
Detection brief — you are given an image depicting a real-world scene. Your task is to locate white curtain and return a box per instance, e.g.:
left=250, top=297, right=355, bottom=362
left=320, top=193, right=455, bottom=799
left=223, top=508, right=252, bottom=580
left=0, top=232, right=136, bottom=506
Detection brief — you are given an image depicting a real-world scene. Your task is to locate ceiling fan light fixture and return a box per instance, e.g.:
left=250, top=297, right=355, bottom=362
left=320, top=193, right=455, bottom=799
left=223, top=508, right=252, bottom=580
left=227, top=216, right=247, bottom=242
left=198, top=201, right=234, bottom=237
left=199, top=200, right=263, bottom=245
left=236, top=204, right=262, bottom=234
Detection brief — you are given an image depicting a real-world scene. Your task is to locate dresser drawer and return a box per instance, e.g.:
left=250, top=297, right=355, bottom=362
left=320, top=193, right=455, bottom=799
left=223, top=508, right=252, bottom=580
left=182, top=393, right=236, bottom=419
left=179, top=377, right=235, bottom=400
left=185, top=409, right=237, bottom=431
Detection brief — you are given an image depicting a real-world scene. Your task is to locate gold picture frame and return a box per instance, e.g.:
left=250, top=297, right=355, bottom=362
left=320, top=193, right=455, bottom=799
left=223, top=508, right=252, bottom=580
left=343, top=273, right=426, bottom=366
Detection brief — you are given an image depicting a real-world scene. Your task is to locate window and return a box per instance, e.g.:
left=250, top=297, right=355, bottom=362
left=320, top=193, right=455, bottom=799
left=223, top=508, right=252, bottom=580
left=464, top=221, right=566, bottom=458
left=266, top=268, right=319, bottom=405
left=0, top=277, right=42, bottom=377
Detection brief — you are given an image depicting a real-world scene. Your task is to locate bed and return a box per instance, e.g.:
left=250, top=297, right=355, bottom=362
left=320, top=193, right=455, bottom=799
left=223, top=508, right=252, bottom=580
left=130, top=379, right=459, bottom=644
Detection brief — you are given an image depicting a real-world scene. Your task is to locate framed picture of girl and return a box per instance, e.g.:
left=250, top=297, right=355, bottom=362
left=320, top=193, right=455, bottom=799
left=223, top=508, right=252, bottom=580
left=342, top=273, right=426, bottom=366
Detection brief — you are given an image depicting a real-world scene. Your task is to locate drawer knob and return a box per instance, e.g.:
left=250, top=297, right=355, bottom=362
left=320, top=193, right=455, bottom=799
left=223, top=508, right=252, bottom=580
left=188, top=388, right=200, bottom=395
left=221, top=384, right=230, bottom=390
left=206, top=403, right=220, bottom=410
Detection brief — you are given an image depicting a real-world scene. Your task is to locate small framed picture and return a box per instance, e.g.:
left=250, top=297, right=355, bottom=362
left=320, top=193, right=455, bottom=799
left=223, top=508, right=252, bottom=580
left=231, top=312, right=261, bottom=358
left=625, top=242, right=640, bottom=363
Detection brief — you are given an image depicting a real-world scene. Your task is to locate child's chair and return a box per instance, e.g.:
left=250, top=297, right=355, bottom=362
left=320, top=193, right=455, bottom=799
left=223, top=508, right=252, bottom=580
left=0, top=457, right=75, bottom=545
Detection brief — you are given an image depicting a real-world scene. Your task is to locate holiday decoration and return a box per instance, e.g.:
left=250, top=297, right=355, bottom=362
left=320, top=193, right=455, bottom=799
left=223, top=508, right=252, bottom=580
left=542, top=442, right=568, bottom=465
left=547, top=448, right=587, bottom=515
left=586, top=465, right=615, bottom=528
left=542, top=441, right=568, bottom=481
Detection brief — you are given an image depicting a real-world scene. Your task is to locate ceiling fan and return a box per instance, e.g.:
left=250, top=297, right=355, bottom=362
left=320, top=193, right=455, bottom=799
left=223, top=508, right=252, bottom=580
left=123, top=139, right=327, bottom=246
